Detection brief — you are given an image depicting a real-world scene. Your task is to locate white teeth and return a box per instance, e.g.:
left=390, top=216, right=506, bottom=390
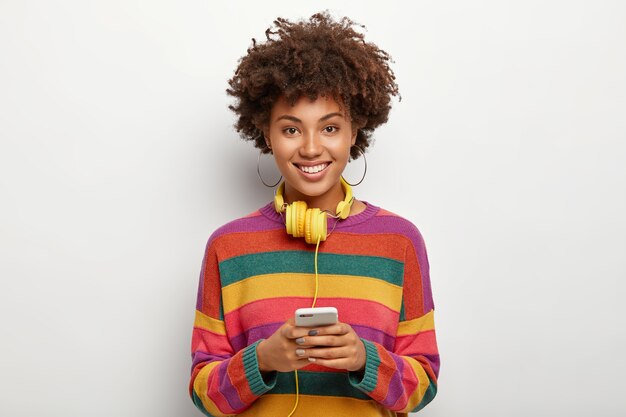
left=298, top=163, right=328, bottom=174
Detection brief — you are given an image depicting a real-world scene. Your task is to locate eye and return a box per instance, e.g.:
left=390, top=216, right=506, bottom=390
left=324, top=125, right=339, bottom=133
left=283, top=127, right=298, bottom=136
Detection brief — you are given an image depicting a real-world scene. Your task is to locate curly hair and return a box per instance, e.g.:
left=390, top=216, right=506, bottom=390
left=226, top=11, right=400, bottom=160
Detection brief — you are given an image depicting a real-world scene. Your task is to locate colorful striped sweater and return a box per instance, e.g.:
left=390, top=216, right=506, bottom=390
left=189, top=201, right=439, bottom=416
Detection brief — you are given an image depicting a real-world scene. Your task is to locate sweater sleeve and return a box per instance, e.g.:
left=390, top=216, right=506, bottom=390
left=348, top=225, right=439, bottom=413
left=189, top=237, right=277, bottom=416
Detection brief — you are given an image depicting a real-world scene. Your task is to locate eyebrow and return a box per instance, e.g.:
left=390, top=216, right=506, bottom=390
left=274, top=112, right=344, bottom=123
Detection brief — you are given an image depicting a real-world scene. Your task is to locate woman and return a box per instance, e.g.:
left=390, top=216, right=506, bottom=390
left=189, top=12, right=439, bottom=417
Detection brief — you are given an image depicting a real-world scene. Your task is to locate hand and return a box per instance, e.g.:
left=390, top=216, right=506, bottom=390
left=256, top=318, right=319, bottom=372
left=289, top=321, right=366, bottom=372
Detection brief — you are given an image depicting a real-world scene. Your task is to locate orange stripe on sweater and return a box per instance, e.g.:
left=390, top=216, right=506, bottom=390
left=214, top=229, right=407, bottom=261
left=369, top=344, right=395, bottom=401
left=402, top=242, right=424, bottom=318
left=227, top=353, right=256, bottom=405
left=200, top=244, right=222, bottom=319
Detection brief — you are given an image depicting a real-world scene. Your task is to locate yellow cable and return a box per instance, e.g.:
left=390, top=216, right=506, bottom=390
left=286, top=369, right=300, bottom=417
left=288, top=234, right=321, bottom=417
left=312, top=234, right=321, bottom=308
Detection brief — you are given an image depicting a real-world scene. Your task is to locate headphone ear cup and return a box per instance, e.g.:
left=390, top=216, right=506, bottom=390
left=304, top=208, right=315, bottom=244
left=305, top=208, right=327, bottom=244
left=295, top=202, right=307, bottom=238
left=285, top=203, right=294, bottom=236
left=286, top=201, right=307, bottom=238
left=275, top=179, right=353, bottom=243
left=281, top=197, right=330, bottom=244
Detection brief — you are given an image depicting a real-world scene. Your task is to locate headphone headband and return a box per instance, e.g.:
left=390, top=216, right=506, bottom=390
left=274, top=177, right=354, bottom=219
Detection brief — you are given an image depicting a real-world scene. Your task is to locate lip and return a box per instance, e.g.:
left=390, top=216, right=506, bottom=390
left=292, top=161, right=332, bottom=180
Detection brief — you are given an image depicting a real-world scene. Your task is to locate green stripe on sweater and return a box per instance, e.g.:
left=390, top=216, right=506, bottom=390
left=349, top=339, right=381, bottom=393
left=219, top=251, right=404, bottom=287
left=268, top=370, right=370, bottom=399
left=192, top=390, right=217, bottom=417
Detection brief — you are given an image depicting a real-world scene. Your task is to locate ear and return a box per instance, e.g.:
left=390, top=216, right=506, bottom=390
left=350, top=128, right=358, bottom=146
left=262, top=126, right=271, bottom=149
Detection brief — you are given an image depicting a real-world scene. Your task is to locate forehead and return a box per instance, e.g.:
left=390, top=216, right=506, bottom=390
left=270, top=95, right=347, bottom=121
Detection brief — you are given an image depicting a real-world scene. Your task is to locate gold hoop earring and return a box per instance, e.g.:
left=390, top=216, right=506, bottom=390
left=257, top=151, right=282, bottom=188
left=342, top=146, right=367, bottom=186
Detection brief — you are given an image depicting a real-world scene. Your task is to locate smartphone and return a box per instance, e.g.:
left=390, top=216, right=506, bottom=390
left=295, top=307, right=338, bottom=327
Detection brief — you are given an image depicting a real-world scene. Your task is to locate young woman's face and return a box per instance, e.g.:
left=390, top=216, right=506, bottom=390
left=264, top=95, right=357, bottom=208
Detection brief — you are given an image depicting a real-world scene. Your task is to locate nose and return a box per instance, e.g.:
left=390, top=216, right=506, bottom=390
left=299, top=131, right=323, bottom=158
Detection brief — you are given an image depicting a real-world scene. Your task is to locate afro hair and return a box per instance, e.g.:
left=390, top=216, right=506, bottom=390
left=226, top=11, right=400, bottom=160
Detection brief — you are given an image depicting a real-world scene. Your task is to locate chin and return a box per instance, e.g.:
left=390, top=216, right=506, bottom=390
left=293, top=185, right=330, bottom=198
left=295, top=181, right=339, bottom=198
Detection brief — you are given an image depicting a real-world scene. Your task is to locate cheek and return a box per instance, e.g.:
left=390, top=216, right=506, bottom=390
left=332, top=142, right=353, bottom=161
left=272, top=148, right=294, bottom=165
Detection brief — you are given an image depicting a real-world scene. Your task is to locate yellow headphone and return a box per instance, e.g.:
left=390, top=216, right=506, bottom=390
left=273, top=177, right=354, bottom=244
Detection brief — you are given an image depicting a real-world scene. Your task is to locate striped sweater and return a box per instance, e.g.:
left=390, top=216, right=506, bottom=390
left=189, top=201, right=439, bottom=416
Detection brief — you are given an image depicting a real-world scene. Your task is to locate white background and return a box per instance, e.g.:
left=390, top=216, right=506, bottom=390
left=1, top=1, right=625, bottom=416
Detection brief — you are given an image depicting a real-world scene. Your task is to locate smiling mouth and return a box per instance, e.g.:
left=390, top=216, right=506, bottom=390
left=294, top=162, right=331, bottom=174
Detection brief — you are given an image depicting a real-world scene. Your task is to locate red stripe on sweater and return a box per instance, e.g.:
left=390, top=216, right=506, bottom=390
left=192, top=328, right=233, bottom=355
left=394, top=330, right=438, bottom=355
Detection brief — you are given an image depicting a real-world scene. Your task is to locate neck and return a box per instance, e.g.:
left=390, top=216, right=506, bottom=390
left=283, top=182, right=346, bottom=214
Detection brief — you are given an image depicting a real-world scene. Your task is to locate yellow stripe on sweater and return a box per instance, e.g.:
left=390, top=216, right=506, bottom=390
left=221, top=273, right=402, bottom=314
left=397, top=356, right=431, bottom=413
left=193, top=361, right=224, bottom=417
left=396, top=310, right=435, bottom=336
left=237, top=393, right=399, bottom=417
left=194, top=310, right=227, bottom=335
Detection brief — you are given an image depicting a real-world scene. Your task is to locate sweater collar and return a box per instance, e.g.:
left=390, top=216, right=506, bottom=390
left=259, top=200, right=379, bottom=229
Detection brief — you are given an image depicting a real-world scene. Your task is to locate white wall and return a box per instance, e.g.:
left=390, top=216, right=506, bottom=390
left=1, top=1, right=624, bottom=416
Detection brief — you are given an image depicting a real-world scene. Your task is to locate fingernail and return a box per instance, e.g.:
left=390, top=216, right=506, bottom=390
left=296, top=349, right=305, bottom=357
left=308, top=357, right=316, bottom=362
left=308, top=330, right=318, bottom=336
left=296, top=337, right=305, bottom=345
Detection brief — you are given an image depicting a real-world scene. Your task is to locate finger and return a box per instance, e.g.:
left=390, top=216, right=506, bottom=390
left=295, top=336, right=313, bottom=346
left=288, top=350, right=316, bottom=366
left=306, top=322, right=351, bottom=337
left=292, top=347, right=323, bottom=360
left=305, top=347, right=351, bottom=360
left=306, top=358, right=353, bottom=370
left=300, top=335, right=345, bottom=347
left=282, top=320, right=316, bottom=340
left=294, top=334, right=342, bottom=347
left=285, top=325, right=331, bottom=340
